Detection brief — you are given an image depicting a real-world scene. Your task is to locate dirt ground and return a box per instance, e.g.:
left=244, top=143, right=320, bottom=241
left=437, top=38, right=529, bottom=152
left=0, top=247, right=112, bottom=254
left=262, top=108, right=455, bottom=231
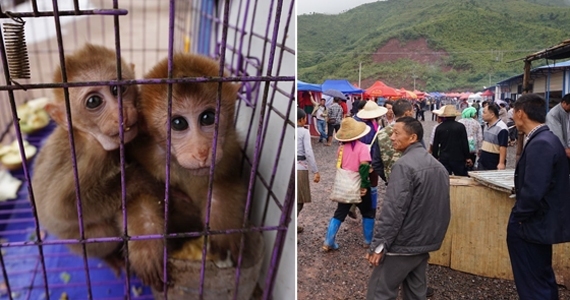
left=297, top=111, right=570, bottom=299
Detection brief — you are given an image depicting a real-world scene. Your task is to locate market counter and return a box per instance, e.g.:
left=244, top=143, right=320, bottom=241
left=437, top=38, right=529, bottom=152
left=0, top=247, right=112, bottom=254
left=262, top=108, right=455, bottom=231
left=429, top=171, right=570, bottom=286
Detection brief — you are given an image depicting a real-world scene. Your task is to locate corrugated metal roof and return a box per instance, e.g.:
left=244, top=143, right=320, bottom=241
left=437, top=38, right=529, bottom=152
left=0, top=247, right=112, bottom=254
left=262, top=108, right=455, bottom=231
left=468, top=170, right=515, bottom=194
left=525, top=39, right=570, bottom=61
left=496, top=59, right=570, bottom=85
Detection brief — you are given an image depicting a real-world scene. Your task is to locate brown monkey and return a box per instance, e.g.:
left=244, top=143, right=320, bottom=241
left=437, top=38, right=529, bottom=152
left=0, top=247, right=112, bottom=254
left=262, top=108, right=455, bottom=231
left=132, top=53, right=247, bottom=267
left=31, top=44, right=202, bottom=290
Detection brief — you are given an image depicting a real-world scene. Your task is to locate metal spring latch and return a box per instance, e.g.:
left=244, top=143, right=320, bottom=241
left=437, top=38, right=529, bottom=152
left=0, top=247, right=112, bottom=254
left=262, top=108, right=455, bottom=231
left=3, top=13, right=30, bottom=79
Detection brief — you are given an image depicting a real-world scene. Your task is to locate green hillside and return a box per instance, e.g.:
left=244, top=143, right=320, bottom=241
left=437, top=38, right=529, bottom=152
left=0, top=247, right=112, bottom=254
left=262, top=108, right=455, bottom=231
left=298, top=0, right=570, bottom=91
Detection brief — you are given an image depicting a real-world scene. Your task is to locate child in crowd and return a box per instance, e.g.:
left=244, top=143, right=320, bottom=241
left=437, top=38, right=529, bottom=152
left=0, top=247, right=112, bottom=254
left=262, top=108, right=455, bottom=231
left=297, top=108, right=320, bottom=233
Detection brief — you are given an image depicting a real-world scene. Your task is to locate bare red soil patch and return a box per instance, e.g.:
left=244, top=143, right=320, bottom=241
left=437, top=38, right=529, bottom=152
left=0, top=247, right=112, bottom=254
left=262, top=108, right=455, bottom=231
left=372, top=38, right=449, bottom=65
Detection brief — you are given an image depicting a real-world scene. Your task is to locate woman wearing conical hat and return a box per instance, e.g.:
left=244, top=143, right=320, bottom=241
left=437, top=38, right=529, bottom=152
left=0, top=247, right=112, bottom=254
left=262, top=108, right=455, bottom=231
left=323, top=117, right=376, bottom=251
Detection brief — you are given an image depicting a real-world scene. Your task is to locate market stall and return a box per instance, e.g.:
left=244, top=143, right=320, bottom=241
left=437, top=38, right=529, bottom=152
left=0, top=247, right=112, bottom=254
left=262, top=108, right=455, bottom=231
left=430, top=170, right=570, bottom=286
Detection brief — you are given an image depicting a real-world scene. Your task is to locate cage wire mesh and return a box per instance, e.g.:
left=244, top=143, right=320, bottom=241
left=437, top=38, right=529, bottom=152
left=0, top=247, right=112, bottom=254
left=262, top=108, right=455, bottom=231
left=0, top=0, right=295, bottom=299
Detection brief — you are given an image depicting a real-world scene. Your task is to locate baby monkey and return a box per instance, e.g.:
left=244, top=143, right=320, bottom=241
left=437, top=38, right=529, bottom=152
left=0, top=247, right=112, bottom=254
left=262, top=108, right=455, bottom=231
left=32, top=44, right=201, bottom=290
left=133, top=53, right=248, bottom=266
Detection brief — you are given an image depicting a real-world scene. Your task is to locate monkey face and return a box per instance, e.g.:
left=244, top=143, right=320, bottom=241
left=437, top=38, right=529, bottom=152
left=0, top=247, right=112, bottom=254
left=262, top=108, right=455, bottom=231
left=140, top=87, right=237, bottom=175
left=140, top=53, right=241, bottom=175
left=168, top=101, right=227, bottom=175
left=50, top=44, right=139, bottom=151
left=48, top=83, right=139, bottom=151
left=73, top=84, right=139, bottom=150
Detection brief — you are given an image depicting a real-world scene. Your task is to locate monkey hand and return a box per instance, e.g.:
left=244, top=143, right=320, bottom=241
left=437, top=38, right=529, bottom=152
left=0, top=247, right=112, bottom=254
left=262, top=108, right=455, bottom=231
left=128, top=239, right=166, bottom=291
left=103, top=252, right=126, bottom=278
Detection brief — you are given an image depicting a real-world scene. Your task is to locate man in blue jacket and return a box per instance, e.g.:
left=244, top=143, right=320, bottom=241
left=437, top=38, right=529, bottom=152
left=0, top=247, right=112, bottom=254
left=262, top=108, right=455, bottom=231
left=508, top=93, right=570, bottom=300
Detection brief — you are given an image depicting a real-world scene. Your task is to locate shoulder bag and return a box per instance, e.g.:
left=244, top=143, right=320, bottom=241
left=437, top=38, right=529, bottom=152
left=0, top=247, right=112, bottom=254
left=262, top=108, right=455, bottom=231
left=329, top=145, right=362, bottom=203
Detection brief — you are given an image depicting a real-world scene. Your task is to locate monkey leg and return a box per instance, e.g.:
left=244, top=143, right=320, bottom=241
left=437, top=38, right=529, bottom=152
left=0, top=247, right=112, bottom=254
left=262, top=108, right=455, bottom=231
left=62, top=222, right=124, bottom=275
left=167, top=189, right=204, bottom=252
left=123, top=194, right=166, bottom=291
left=207, top=186, right=246, bottom=267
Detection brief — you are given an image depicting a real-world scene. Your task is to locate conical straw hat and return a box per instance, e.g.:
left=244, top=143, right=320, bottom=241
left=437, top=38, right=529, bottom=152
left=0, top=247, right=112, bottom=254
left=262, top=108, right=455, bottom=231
left=335, top=117, right=371, bottom=142
left=356, top=101, right=388, bottom=119
left=436, top=105, right=461, bottom=117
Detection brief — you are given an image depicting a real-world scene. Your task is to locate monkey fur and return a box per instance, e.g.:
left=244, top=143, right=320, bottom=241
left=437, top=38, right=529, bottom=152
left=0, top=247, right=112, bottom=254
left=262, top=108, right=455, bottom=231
left=31, top=44, right=202, bottom=290
left=132, top=53, right=248, bottom=267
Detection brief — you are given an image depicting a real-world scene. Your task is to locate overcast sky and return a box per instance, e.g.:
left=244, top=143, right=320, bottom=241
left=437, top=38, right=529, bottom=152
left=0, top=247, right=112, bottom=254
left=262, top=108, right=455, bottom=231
left=297, top=0, right=380, bottom=15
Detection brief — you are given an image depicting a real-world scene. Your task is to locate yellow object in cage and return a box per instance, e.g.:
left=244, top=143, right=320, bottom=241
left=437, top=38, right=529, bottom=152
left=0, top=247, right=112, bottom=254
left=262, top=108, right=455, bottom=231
left=172, top=236, right=214, bottom=261
left=184, top=36, right=190, bottom=53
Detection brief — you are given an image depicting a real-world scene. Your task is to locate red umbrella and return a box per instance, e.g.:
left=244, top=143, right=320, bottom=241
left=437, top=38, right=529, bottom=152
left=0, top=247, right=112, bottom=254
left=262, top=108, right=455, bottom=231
left=481, top=90, right=494, bottom=97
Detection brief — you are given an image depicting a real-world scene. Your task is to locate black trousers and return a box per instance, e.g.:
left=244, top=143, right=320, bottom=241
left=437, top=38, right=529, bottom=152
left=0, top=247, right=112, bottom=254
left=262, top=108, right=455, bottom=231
left=507, top=221, right=558, bottom=300
left=439, top=159, right=468, bottom=176
left=415, top=110, right=425, bottom=121
left=333, top=188, right=375, bottom=221
left=328, top=123, right=340, bottom=137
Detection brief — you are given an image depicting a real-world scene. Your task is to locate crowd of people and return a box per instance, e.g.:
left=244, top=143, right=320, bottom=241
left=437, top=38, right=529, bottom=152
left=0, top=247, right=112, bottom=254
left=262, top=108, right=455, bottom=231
left=297, top=92, right=570, bottom=299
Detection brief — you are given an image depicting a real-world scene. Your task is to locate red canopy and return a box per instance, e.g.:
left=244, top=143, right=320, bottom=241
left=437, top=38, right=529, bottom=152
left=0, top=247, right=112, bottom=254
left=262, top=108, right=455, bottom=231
left=399, top=88, right=417, bottom=99
left=365, top=81, right=401, bottom=97
left=481, top=90, right=494, bottom=96
left=459, top=92, right=471, bottom=100
left=412, top=90, right=425, bottom=97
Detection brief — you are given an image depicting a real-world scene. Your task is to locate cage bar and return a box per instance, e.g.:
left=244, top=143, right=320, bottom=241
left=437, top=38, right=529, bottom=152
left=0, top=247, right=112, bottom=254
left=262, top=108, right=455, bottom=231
left=0, top=0, right=295, bottom=299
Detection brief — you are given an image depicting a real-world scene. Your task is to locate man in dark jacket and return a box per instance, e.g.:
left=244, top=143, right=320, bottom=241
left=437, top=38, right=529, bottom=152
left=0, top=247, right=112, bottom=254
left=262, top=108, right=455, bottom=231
left=508, top=94, right=570, bottom=300
left=366, top=117, right=450, bottom=300
left=431, top=105, right=472, bottom=176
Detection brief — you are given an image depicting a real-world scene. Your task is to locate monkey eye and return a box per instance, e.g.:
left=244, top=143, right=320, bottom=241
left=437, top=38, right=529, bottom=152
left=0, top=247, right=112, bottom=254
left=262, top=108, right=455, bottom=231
left=85, top=95, right=103, bottom=109
left=110, top=85, right=127, bottom=96
left=199, top=110, right=216, bottom=126
left=171, top=116, right=189, bottom=131
left=111, top=85, right=119, bottom=96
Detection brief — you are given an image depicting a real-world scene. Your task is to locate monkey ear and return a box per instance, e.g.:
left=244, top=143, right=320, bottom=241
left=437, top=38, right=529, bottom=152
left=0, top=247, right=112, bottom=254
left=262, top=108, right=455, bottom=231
left=230, top=82, right=242, bottom=98
left=45, top=102, right=68, bottom=129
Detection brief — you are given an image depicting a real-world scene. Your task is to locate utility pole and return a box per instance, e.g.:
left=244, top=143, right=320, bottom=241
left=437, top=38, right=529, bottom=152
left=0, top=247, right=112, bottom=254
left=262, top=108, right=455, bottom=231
left=411, top=65, right=418, bottom=91
left=358, top=62, right=362, bottom=88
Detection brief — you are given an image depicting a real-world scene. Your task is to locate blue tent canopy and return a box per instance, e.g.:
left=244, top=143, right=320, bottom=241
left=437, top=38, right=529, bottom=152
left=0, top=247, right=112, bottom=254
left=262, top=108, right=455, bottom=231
left=321, top=79, right=364, bottom=94
left=297, top=80, right=322, bottom=92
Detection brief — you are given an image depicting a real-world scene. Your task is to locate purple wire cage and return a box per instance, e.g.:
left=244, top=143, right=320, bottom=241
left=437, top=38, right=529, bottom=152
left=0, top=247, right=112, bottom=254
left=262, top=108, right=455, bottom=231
left=0, top=0, right=295, bottom=299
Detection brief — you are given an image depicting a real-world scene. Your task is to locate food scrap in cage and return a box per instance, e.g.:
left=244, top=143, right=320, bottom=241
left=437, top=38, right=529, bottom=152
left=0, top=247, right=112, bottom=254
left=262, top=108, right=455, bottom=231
left=31, top=44, right=203, bottom=292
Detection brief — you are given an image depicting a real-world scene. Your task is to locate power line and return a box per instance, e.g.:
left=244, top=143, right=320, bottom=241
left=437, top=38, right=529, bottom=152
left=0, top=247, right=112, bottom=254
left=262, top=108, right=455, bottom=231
left=298, top=49, right=544, bottom=55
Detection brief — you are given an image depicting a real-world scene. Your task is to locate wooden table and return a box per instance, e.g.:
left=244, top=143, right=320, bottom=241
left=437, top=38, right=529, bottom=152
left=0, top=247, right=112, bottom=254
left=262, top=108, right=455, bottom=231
left=429, top=171, right=570, bottom=286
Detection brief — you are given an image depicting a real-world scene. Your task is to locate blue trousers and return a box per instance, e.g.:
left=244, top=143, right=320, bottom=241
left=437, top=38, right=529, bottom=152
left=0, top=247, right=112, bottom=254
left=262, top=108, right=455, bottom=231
left=507, top=220, right=558, bottom=300
left=316, top=119, right=327, bottom=141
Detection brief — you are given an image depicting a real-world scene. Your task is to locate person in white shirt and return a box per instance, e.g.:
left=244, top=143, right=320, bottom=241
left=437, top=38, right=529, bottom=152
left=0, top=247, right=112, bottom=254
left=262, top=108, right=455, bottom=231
left=312, top=97, right=328, bottom=143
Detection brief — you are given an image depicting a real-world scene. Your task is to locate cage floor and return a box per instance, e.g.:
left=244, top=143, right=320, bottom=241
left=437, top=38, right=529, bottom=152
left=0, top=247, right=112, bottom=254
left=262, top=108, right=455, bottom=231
left=1, top=123, right=153, bottom=299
